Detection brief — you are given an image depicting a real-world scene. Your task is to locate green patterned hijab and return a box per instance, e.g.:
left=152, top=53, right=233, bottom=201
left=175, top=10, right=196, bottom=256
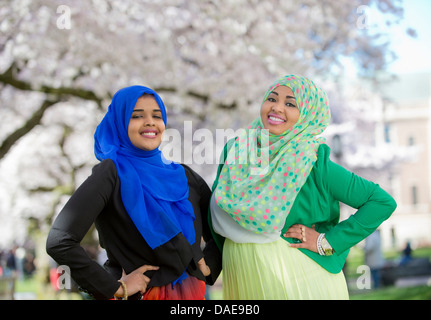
left=214, top=75, right=331, bottom=234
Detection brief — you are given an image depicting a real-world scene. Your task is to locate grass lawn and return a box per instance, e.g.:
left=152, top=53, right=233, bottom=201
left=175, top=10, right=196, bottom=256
left=14, top=277, right=38, bottom=293
left=346, top=246, right=431, bottom=300
left=350, top=285, right=431, bottom=300
left=14, top=274, right=431, bottom=300
left=14, top=276, right=82, bottom=300
left=11, top=246, right=431, bottom=300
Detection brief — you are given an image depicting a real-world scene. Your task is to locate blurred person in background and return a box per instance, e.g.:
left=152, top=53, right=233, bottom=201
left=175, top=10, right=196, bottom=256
left=4, top=247, right=17, bottom=278
left=400, top=241, right=413, bottom=266
left=364, top=229, right=385, bottom=289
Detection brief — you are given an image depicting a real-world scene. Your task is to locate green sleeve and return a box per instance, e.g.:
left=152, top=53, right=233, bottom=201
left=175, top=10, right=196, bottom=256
left=324, top=161, right=397, bottom=255
left=207, top=138, right=236, bottom=252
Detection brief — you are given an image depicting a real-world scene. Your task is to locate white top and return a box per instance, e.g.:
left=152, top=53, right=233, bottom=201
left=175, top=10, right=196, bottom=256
left=210, top=193, right=280, bottom=244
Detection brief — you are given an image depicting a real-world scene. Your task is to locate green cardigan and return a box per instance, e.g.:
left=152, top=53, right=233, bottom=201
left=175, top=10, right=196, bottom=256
left=208, top=140, right=397, bottom=273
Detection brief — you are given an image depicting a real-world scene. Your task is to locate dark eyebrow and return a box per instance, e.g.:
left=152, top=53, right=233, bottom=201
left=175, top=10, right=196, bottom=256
left=269, top=91, right=296, bottom=100
left=132, top=109, right=162, bottom=113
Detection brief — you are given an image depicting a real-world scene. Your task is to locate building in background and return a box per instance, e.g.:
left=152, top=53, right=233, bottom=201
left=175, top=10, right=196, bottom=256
left=379, top=72, right=431, bottom=249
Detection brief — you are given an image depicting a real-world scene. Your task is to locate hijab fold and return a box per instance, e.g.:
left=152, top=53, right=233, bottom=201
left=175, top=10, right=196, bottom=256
left=214, top=75, right=331, bottom=234
left=94, top=86, right=196, bottom=251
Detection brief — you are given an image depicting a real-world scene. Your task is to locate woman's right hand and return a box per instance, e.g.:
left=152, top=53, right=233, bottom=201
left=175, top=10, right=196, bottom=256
left=115, top=265, right=159, bottom=298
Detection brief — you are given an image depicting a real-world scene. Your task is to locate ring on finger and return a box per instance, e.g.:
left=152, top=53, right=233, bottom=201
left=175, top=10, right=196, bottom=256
left=301, top=226, right=306, bottom=242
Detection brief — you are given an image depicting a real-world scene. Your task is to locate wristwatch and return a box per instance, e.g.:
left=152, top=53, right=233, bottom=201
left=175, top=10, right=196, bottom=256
left=321, top=237, right=334, bottom=256
left=317, top=233, right=334, bottom=256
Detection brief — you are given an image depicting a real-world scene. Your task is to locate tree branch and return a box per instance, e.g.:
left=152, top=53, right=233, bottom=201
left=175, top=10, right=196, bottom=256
left=0, top=64, right=105, bottom=160
left=0, top=98, right=59, bottom=159
left=0, top=63, right=236, bottom=160
left=0, top=63, right=103, bottom=106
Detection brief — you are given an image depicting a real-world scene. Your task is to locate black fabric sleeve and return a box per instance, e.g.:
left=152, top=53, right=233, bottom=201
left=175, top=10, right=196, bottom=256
left=46, top=160, right=120, bottom=299
left=196, top=169, right=223, bottom=285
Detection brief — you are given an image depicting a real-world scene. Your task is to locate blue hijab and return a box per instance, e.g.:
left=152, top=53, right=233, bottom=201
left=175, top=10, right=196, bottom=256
left=94, top=86, right=196, bottom=251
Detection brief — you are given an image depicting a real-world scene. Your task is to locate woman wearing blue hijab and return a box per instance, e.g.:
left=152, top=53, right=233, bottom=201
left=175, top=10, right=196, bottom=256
left=47, top=86, right=221, bottom=300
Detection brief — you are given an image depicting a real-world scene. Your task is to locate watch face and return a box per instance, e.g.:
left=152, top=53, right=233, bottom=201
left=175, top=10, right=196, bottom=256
left=324, top=248, right=333, bottom=256
left=322, top=238, right=333, bottom=255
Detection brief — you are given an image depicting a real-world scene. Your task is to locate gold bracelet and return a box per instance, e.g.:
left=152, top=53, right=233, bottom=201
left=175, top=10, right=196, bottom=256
left=118, top=280, right=128, bottom=300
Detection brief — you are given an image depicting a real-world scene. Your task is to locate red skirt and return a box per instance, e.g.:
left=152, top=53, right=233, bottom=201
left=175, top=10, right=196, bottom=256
left=143, top=275, right=206, bottom=300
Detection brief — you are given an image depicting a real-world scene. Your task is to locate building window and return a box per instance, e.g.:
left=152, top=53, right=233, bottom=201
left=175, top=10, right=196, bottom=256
left=384, top=123, right=391, bottom=143
left=412, top=185, right=418, bottom=206
left=408, top=136, right=415, bottom=146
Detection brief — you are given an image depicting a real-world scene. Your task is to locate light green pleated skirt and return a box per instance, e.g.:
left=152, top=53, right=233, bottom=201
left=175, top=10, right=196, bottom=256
left=222, top=238, right=349, bottom=300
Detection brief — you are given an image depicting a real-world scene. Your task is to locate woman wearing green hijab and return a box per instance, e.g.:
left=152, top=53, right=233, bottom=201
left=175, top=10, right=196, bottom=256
left=210, top=75, right=396, bottom=299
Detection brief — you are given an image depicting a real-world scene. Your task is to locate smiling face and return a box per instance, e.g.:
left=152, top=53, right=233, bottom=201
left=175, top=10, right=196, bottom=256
left=127, top=94, right=165, bottom=151
left=260, top=85, right=300, bottom=135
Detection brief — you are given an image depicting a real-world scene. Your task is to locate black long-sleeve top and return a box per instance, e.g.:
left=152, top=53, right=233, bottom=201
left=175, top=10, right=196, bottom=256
left=46, top=159, right=222, bottom=300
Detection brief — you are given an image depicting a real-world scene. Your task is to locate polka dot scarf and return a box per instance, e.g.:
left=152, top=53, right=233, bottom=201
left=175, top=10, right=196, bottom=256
left=214, top=75, right=331, bottom=234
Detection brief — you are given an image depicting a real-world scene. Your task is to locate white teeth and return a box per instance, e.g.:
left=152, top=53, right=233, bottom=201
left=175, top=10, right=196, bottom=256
left=142, top=132, right=156, bottom=136
left=269, top=116, right=285, bottom=122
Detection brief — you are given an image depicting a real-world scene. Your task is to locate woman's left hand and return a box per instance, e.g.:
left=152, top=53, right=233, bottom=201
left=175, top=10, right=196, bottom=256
left=197, top=258, right=211, bottom=277
left=283, top=224, right=319, bottom=253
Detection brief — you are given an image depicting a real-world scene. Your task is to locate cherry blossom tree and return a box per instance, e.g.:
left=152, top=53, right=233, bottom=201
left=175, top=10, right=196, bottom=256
left=0, top=0, right=408, bottom=244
